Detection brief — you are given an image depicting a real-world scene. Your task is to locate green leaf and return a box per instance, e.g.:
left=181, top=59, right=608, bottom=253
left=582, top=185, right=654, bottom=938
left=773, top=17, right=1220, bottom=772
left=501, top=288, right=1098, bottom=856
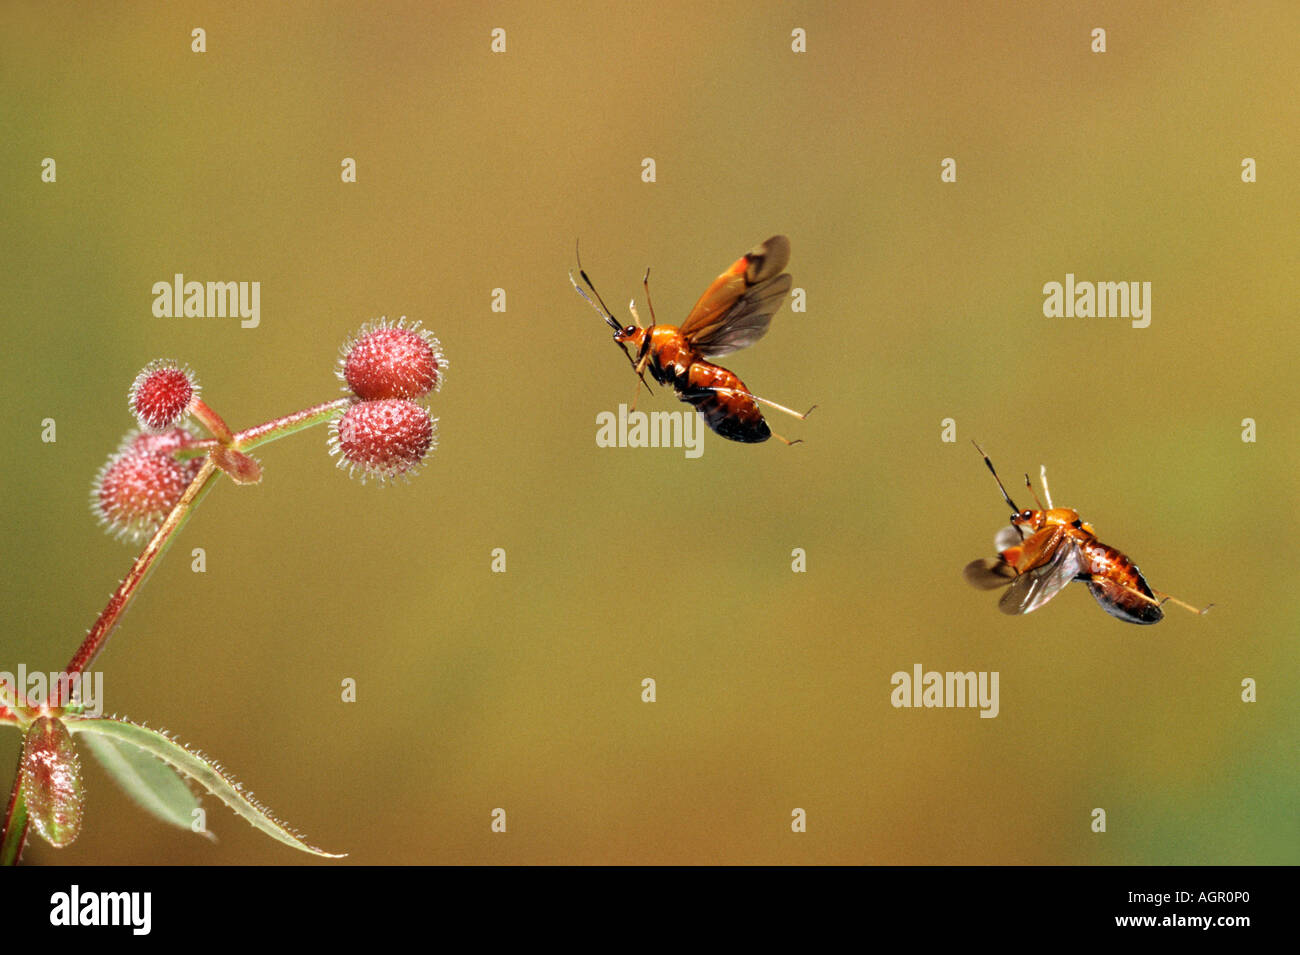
left=79, top=729, right=213, bottom=840
left=68, top=716, right=344, bottom=858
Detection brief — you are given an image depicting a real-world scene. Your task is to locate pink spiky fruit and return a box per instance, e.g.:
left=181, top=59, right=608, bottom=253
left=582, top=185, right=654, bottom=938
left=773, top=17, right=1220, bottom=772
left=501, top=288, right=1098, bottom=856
left=338, top=317, right=445, bottom=400
left=329, top=398, right=436, bottom=484
left=92, top=427, right=205, bottom=542
left=129, top=360, right=199, bottom=431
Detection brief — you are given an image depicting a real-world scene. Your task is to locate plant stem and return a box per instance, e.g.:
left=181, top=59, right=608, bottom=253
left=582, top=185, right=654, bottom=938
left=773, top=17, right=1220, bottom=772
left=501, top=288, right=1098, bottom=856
left=2, top=393, right=354, bottom=861
left=235, top=398, right=353, bottom=450
left=190, top=397, right=234, bottom=444
left=60, top=397, right=351, bottom=689
left=61, top=456, right=220, bottom=686
left=0, top=753, right=28, bottom=866
left=175, top=398, right=352, bottom=458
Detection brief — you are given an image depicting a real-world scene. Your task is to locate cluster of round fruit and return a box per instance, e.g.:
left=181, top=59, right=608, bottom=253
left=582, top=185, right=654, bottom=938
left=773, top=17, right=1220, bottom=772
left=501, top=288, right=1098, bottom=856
left=92, top=318, right=446, bottom=543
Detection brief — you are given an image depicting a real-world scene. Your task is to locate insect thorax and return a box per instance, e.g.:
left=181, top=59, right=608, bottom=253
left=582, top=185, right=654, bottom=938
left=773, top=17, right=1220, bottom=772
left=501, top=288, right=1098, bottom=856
left=644, top=326, right=698, bottom=384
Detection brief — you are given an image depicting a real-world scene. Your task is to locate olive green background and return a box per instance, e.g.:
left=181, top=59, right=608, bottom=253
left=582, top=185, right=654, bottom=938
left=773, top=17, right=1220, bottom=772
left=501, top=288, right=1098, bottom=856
left=2, top=2, right=1295, bottom=864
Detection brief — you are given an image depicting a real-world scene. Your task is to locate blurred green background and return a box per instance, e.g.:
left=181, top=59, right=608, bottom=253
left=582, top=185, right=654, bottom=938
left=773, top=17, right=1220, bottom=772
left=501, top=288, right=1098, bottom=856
left=2, top=1, right=1296, bottom=864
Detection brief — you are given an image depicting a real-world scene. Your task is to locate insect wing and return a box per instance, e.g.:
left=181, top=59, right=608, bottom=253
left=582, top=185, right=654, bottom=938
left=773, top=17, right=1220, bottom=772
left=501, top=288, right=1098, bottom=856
left=1087, top=576, right=1164, bottom=625
left=998, top=533, right=1083, bottom=615
left=680, top=236, right=792, bottom=359
left=963, top=525, right=1031, bottom=590
left=964, top=557, right=1017, bottom=590
left=689, top=274, right=791, bottom=359
left=993, top=524, right=1023, bottom=550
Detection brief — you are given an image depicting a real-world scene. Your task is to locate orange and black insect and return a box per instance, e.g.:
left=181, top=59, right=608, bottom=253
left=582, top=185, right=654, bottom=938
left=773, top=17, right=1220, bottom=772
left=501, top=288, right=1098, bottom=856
left=571, top=235, right=814, bottom=444
left=964, top=442, right=1210, bottom=624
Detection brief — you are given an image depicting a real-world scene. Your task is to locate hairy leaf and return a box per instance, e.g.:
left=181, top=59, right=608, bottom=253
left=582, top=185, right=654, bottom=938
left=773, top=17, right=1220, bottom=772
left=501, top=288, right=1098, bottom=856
left=69, top=716, right=343, bottom=858
left=80, top=729, right=214, bottom=839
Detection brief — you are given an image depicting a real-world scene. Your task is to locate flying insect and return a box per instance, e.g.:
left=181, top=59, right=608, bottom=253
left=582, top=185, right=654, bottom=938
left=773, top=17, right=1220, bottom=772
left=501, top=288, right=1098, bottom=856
left=964, top=442, right=1210, bottom=624
left=571, top=235, right=814, bottom=444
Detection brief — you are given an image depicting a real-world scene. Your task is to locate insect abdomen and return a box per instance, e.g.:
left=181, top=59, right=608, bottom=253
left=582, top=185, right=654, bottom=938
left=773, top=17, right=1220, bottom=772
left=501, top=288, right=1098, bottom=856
left=1080, top=541, right=1163, bottom=624
left=682, top=361, right=770, bottom=443
left=642, top=326, right=770, bottom=443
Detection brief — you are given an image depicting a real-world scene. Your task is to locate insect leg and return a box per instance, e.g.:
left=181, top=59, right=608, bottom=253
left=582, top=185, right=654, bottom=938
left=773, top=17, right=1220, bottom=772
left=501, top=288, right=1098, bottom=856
left=703, top=386, right=817, bottom=421
left=1092, top=576, right=1213, bottom=616
left=642, top=268, right=659, bottom=325
left=1150, top=588, right=1214, bottom=616
left=628, top=352, right=656, bottom=411
left=1024, top=472, right=1045, bottom=510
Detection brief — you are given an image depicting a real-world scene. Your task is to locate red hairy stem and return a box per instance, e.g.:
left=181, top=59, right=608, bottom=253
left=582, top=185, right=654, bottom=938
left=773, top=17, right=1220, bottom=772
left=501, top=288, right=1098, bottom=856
left=66, top=399, right=352, bottom=686
left=189, top=397, right=234, bottom=444
left=62, top=456, right=220, bottom=685
left=234, top=398, right=353, bottom=449
left=176, top=398, right=354, bottom=458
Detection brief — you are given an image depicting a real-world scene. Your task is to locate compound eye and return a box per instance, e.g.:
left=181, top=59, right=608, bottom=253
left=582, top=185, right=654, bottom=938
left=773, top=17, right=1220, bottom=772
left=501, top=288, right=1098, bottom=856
left=624, top=325, right=637, bottom=336
left=1019, top=510, right=1035, bottom=522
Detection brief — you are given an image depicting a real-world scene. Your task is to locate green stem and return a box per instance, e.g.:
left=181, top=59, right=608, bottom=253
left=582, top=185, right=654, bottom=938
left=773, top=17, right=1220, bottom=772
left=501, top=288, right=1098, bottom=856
left=1, top=754, right=28, bottom=866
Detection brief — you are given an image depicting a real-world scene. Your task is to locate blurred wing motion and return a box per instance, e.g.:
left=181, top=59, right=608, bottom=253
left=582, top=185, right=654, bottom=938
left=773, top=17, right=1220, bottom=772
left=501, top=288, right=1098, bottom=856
left=963, top=557, right=1018, bottom=590
left=992, top=524, right=1024, bottom=550
left=962, top=525, right=1028, bottom=589
left=1087, top=576, right=1164, bottom=625
left=680, top=235, right=792, bottom=359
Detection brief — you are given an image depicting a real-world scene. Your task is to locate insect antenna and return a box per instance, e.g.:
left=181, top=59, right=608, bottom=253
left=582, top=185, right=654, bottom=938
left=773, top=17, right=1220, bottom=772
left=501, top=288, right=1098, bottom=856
left=971, top=441, right=1020, bottom=514
left=571, top=240, right=653, bottom=392
left=569, top=268, right=617, bottom=329
left=1039, top=465, right=1054, bottom=509
left=571, top=240, right=622, bottom=334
